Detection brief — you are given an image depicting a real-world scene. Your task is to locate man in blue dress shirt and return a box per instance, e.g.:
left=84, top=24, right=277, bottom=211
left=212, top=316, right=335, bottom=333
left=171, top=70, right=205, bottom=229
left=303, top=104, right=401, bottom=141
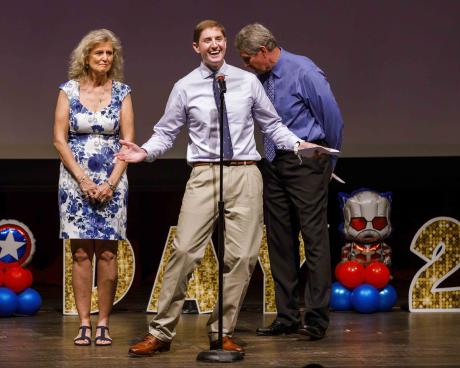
left=236, top=23, right=344, bottom=339
left=116, top=20, right=311, bottom=356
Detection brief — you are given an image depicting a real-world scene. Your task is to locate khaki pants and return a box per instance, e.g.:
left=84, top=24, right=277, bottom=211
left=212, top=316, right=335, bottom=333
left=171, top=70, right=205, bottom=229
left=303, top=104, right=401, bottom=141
left=149, top=164, right=263, bottom=342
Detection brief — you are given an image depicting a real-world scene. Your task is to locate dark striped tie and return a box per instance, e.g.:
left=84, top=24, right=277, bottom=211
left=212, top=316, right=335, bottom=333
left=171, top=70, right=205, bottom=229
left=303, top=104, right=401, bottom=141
left=263, top=72, right=276, bottom=161
left=212, top=72, right=233, bottom=159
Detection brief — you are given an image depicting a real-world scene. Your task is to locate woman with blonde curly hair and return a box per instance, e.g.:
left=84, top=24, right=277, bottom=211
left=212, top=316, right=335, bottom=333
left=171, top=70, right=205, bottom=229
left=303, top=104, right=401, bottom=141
left=53, top=29, right=134, bottom=346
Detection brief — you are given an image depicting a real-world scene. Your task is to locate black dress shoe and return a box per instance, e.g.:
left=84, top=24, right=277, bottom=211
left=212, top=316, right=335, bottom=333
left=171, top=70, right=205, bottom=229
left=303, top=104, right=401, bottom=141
left=297, top=324, right=326, bottom=340
left=256, top=320, right=299, bottom=336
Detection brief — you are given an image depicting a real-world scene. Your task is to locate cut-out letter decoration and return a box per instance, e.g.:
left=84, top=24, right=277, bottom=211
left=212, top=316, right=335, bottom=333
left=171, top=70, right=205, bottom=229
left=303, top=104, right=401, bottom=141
left=147, top=227, right=218, bottom=314
left=409, top=217, right=459, bottom=312
left=63, top=239, right=135, bottom=315
left=147, top=226, right=306, bottom=314
left=258, top=227, right=306, bottom=313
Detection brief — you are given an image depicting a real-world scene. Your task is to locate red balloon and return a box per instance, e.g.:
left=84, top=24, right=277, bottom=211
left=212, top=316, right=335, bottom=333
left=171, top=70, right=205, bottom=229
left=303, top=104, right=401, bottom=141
left=0, top=270, right=4, bottom=286
left=336, top=261, right=365, bottom=289
left=364, top=262, right=390, bottom=289
left=334, top=262, right=345, bottom=281
left=4, top=266, right=33, bottom=293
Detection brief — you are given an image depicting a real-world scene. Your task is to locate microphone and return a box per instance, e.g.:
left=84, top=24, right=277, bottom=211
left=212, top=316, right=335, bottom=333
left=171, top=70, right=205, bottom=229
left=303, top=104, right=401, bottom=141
left=216, top=73, right=227, bottom=93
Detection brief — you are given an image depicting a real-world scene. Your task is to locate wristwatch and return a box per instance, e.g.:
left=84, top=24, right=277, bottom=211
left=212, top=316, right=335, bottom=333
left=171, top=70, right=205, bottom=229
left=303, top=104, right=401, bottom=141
left=293, top=140, right=304, bottom=156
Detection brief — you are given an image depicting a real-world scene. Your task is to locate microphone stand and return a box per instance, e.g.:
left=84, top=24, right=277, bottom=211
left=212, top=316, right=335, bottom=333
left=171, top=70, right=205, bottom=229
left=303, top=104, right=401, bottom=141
left=197, top=79, right=243, bottom=363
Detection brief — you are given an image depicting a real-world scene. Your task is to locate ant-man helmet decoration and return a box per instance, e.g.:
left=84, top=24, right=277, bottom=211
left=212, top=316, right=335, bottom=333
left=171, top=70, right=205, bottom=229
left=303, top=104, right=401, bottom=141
left=339, top=189, right=393, bottom=266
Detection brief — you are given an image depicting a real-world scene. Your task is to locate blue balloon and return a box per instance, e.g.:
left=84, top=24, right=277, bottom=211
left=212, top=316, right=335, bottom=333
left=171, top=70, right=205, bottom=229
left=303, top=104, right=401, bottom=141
left=0, top=287, right=18, bottom=317
left=16, top=288, right=42, bottom=315
left=351, top=284, right=379, bottom=313
left=330, top=282, right=352, bottom=311
left=378, top=284, right=397, bottom=311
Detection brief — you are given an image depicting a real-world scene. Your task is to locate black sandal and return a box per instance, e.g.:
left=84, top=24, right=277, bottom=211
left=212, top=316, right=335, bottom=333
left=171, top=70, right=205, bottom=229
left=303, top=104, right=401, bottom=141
left=74, top=325, right=92, bottom=346
left=95, top=326, right=112, bottom=346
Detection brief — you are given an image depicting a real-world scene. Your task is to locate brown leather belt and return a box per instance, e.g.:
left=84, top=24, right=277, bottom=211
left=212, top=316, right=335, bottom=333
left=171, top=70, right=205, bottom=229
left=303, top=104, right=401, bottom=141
left=192, top=160, right=257, bottom=167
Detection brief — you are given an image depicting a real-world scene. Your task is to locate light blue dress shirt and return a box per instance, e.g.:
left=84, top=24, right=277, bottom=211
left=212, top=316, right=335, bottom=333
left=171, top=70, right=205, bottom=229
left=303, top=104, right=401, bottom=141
left=142, top=61, right=299, bottom=163
left=260, top=49, right=344, bottom=152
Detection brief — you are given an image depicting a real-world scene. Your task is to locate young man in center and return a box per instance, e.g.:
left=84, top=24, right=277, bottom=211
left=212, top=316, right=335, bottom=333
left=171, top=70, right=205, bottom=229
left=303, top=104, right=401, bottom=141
left=116, top=19, right=314, bottom=357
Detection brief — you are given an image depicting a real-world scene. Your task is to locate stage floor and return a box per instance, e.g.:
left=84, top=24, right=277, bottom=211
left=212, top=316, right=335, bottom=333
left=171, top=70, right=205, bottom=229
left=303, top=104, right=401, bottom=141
left=1, top=286, right=459, bottom=367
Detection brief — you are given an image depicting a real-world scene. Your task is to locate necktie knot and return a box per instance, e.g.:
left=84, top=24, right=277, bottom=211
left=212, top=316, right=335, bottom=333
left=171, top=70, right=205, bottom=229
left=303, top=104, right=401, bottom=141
left=264, top=72, right=275, bottom=103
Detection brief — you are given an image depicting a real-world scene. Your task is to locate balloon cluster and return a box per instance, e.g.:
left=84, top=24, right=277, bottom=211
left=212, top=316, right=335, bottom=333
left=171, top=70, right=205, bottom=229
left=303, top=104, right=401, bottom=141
left=0, top=266, right=42, bottom=317
left=331, top=260, right=397, bottom=313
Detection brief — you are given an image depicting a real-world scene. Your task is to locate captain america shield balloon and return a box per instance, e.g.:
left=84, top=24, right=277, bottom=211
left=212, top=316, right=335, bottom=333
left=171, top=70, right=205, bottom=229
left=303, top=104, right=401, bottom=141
left=0, top=220, right=36, bottom=269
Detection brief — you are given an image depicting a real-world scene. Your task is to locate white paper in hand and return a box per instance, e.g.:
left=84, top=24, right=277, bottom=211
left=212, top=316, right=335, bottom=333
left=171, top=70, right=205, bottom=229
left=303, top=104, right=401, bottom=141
left=298, top=145, right=340, bottom=158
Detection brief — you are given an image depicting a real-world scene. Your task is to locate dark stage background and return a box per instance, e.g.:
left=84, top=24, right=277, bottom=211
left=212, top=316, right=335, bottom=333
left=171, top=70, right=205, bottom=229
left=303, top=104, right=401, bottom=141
left=1, top=0, right=460, bottom=158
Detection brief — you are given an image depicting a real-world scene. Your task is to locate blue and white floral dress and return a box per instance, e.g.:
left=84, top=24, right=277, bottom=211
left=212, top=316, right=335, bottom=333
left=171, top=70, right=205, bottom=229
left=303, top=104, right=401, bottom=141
left=58, top=79, right=130, bottom=240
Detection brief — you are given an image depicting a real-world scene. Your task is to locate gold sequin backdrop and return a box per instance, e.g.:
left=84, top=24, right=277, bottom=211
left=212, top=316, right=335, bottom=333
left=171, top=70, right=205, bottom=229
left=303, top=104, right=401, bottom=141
left=63, top=227, right=307, bottom=314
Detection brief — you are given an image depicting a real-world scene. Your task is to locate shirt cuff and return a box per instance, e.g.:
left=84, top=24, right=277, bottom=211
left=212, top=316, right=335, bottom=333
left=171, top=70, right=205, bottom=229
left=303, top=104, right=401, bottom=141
left=140, top=144, right=156, bottom=162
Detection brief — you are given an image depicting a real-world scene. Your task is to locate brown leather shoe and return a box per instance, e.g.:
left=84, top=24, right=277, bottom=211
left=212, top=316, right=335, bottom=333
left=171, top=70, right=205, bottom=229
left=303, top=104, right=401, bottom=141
left=210, top=336, right=245, bottom=354
left=128, top=333, right=171, bottom=357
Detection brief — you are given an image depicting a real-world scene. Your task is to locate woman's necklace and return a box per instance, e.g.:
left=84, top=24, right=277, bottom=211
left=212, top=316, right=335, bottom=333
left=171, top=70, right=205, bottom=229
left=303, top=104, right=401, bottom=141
left=94, top=89, right=106, bottom=109
left=87, top=82, right=110, bottom=123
